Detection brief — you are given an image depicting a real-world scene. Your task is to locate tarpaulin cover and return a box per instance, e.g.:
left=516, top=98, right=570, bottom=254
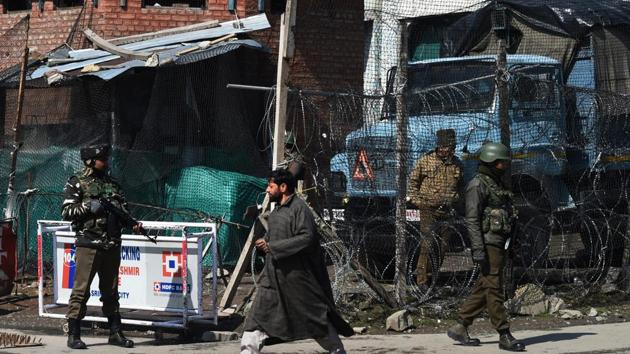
left=444, top=0, right=630, bottom=58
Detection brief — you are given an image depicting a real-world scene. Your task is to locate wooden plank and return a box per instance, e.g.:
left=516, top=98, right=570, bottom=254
left=175, top=33, right=236, bottom=56
left=83, top=29, right=153, bottom=60
left=109, top=20, right=220, bottom=46
left=219, top=196, right=269, bottom=310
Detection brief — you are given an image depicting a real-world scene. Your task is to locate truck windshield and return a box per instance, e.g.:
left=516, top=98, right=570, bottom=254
left=407, top=61, right=496, bottom=115
left=510, top=64, right=561, bottom=110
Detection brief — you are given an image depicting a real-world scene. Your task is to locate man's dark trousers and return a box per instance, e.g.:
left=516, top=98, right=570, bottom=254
left=458, top=245, right=509, bottom=331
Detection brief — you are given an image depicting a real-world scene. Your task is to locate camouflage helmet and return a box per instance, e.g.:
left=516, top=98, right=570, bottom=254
left=479, top=142, right=510, bottom=163
left=80, top=144, right=110, bottom=162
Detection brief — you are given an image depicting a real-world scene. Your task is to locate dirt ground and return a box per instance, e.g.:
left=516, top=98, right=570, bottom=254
left=2, top=273, right=630, bottom=342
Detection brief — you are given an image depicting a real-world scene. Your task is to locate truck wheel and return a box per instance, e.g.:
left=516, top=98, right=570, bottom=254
left=590, top=169, right=629, bottom=210
left=512, top=175, right=551, bottom=213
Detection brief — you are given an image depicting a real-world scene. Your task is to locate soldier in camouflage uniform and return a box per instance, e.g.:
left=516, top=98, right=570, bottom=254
left=62, top=145, right=140, bottom=349
left=408, top=129, right=464, bottom=286
left=447, top=142, right=525, bottom=352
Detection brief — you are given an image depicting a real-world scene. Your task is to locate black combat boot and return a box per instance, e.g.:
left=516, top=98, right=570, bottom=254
left=447, top=323, right=481, bottom=346
left=107, top=314, right=134, bottom=348
left=67, top=318, right=87, bottom=349
left=498, top=329, right=525, bottom=351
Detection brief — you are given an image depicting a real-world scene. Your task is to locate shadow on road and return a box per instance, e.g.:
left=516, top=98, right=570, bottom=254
left=481, top=332, right=597, bottom=346
left=520, top=332, right=597, bottom=346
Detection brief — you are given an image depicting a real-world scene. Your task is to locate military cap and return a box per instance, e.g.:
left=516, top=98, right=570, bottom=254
left=436, top=129, right=456, bottom=147
left=80, top=144, right=110, bottom=161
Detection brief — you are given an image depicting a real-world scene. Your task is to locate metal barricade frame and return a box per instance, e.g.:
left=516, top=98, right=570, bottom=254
left=37, top=220, right=219, bottom=330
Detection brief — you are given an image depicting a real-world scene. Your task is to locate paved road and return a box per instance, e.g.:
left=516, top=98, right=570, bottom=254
left=2, top=321, right=630, bottom=353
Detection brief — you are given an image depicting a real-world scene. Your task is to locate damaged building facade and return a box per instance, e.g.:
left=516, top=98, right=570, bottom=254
left=0, top=1, right=364, bottom=268
left=0, top=0, right=364, bottom=89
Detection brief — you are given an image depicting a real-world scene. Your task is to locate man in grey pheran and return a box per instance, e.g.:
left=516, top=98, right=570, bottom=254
left=241, top=169, right=353, bottom=354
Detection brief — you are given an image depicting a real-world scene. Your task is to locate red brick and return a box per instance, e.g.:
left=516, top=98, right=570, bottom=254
left=0, top=0, right=363, bottom=93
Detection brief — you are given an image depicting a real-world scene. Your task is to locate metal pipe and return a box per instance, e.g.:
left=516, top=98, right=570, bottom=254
left=40, top=313, right=187, bottom=329
left=181, top=232, right=188, bottom=326
left=227, top=83, right=275, bottom=92
left=226, top=83, right=388, bottom=99
left=37, top=223, right=43, bottom=317
left=212, top=230, right=218, bottom=325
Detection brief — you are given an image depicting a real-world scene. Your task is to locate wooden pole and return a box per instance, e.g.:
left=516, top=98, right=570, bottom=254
left=5, top=15, right=30, bottom=220
left=495, top=4, right=515, bottom=298
left=219, top=0, right=297, bottom=310
left=271, top=0, right=296, bottom=168
left=394, top=20, right=409, bottom=305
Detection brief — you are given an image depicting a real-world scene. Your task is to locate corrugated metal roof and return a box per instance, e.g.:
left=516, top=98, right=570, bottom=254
left=31, top=54, right=121, bottom=79
left=28, top=14, right=271, bottom=82
left=176, top=39, right=265, bottom=65
left=82, top=40, right=266, bottom=81
left=124, top=13, right=270, bottom=51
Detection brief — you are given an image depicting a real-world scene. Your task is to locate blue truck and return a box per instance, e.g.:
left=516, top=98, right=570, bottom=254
left=326, top=54, right=580, bottom=275
left=567, top=44, right=630, bottom=211
left=565, top=44, right=630, bottom=267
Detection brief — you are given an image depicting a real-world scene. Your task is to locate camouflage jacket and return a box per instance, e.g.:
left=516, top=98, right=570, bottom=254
left=408, top=151, right=464, bottom=210
left=61, top=167, right=128, bottom=249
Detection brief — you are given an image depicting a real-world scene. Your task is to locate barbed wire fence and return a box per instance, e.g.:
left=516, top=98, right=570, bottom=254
left=259, top=0, right=630, bottom=311
left=1, top=0, right=629, bottom=316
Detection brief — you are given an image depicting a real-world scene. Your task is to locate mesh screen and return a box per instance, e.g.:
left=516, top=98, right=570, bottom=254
left=0, top=45, right=270, bottom=271
left=2, top=0, right=630, bottom=309
left=0, top=16, right=29, bottom=73
left=277, top=0, right=630, bottom=307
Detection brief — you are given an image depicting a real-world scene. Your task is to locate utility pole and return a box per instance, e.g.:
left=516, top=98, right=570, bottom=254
left=219, top=0, right=297, bottom=311
left=5, top=15, right=30, bottom=220
left=493, top=2, right=515, bottom=298
left=394, top=20, right=409, bottom=305
left=494, top=4, right=510, bottom=151
left=497, top=41, right=510, bottom=149
left=272, top=0, right=297, bottom=168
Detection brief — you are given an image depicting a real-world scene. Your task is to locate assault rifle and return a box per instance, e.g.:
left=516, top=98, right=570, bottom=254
left=99, top=197, right=157, bottom=244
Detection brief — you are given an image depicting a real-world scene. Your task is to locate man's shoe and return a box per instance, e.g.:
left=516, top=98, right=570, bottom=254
left=447, top=323, right=481, bottom=346
left=108, top=332, right=134, bottom=348
left=66, top=319, right=87, bottom=349
left=107, top=314, right=134, bottom=348
left=499, top=330, right=525, bottom=351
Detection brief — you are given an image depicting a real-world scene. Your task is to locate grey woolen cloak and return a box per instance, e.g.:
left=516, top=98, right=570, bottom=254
left=243, top=194, right=354, bottom=343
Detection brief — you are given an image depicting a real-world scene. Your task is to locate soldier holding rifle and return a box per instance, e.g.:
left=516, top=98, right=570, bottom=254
left=61, top=144, right=143, bottom=349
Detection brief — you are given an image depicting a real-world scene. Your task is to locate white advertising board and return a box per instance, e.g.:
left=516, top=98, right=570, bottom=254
left=53, top=233, right=203, bottom=314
